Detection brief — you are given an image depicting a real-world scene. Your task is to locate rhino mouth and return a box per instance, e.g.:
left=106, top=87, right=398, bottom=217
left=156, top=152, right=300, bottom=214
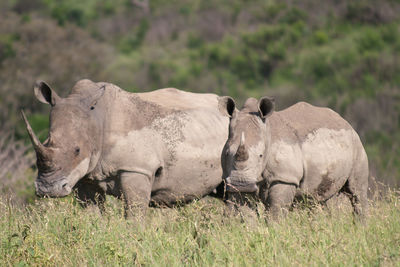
left=35, top=157, right=91, bottom=198
left=35, top=176, right=72, bottom=197
left=225, top=178, right=258, bottom=193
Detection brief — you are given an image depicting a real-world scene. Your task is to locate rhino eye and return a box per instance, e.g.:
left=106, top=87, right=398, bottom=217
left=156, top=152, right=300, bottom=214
left=259, top=154, right=263, bottom=158
left=74, top=147, right=80, bottom=156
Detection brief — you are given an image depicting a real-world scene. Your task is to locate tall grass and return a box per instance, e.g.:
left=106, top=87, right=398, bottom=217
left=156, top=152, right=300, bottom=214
left=1, top=191, right=399, bottom=266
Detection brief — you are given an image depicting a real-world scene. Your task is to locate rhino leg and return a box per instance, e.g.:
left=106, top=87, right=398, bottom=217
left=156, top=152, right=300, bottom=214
left=341, top=152, right=369, bottom=219
left=75, top=180, right=106, bottom=214
left=120, top=172, right=152, bottom=220
left=342, top=179, right=368, bottom=219
left=265, top=182, right=296, bottom=218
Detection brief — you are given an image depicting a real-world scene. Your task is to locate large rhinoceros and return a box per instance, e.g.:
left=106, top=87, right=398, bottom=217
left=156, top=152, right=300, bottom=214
left=22, top=79, right=229, bottom=217
left=218, top=96, right=369, bottom=217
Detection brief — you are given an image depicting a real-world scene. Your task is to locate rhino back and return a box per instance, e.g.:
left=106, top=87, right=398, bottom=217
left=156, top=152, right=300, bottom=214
left=269, top=102, right=352, bottom=143
left=100, top=85, right=222, bottom=133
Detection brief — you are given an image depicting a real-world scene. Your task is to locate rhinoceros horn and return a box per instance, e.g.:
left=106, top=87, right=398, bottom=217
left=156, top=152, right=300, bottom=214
left=235, top=132, right=249, bottom=162
left=21, top=110, right=49, bottom=157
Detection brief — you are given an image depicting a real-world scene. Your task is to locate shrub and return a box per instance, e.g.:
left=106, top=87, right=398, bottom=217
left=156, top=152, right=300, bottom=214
left=207, top=44, right=230, bottom=67
left=242, top=25, right=285, bottom=49
left=312, top=30, right=329, bottom=45
left=41, top=0, right=123, bottom=26
left=380, top=24, right=398, bottom=44
left=267, top=41, right=286, bottom=61
left=345, top=2, right=384, bottom=24
left=264, top=3, right=287, bottom=19
left=307, top=51, right=333, bottom=79
left=118, top=19, right=149, bottom=53
left=187, top=33, right=204, bottom=49
left=0, top=34, right=17, bottom=63
left=279, top=7, right=307, bottom=24
left=357, top=28, right=384, bottom=53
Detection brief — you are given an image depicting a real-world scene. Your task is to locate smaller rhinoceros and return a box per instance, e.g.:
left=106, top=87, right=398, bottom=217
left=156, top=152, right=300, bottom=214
left=218, top=96, right=369, bottom=217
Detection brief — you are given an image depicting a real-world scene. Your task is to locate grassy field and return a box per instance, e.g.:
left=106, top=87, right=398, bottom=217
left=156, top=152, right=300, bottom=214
left=1, top=191, right=399, bottom=266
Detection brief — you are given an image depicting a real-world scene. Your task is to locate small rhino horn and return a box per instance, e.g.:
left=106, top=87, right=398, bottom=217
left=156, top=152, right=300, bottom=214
left=235, top=132, right=249, bottom=162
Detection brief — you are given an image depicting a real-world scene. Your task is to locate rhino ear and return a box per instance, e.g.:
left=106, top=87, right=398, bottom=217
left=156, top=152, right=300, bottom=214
left=34, top=81, right=60, bottom=106
left=218, top=96, right=236, bottom=117
left=258, top=96, right=275, bottom=119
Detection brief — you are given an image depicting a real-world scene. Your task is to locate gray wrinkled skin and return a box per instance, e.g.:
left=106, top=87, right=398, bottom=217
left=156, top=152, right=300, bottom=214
left=23, top=79, right=229, bottom=218
left=219, top=97, right=369, bottom=218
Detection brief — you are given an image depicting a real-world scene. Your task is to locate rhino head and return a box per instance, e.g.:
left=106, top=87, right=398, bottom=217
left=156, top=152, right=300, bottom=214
left=219, top=96, right=275, bottom=194
left=22, top=80, right=105, bottom=197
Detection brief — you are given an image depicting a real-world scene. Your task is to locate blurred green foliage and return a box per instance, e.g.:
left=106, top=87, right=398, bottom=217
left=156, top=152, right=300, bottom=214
left=118, top=19, right=149, bottom=53
left=27, top=114, right=49, bottom=142
left=41, top=0, right=124, bottom=26
left=0, top=33, right=18, bottom=62
left=1, top=0, right=399, bottom=188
